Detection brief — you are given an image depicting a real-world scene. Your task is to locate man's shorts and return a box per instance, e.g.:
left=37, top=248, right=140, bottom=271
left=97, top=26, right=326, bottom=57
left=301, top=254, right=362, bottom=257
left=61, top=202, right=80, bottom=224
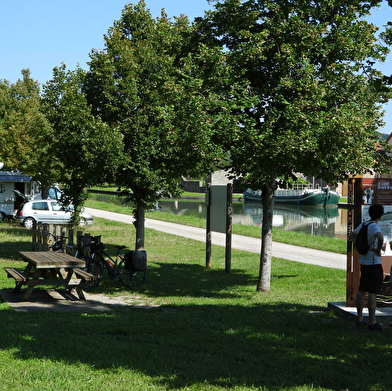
left=359, top=264, right=384, bottom=293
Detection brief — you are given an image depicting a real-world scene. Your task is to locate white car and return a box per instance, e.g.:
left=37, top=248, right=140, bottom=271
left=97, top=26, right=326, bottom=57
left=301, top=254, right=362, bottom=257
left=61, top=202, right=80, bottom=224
left=16, top=200, right=93, bottom=228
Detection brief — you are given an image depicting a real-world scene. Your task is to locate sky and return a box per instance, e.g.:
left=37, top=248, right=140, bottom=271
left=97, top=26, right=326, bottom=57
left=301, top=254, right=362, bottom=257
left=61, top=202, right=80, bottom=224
left=1, top=0, right=391, bottom=132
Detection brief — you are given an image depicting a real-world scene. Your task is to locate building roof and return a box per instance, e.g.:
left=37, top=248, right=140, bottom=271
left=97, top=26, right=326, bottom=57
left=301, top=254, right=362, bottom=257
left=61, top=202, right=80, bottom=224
left=0, top=171, right=32, bottom=182
left=386, top=133, right=392, bottom=144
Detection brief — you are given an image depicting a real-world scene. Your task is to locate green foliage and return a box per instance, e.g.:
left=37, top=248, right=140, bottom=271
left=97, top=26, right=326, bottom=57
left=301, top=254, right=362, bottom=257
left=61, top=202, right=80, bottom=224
left=0, top=70, right=57, bottom=189
left=84, top=1, right=236, bottom=209
left=201, top=0, right=391, bottom=188
left=197, top=0, right=392, bottom=290
left=83, top=1, right=238, bottom=247
left=3, top=1, right=391, bottom=288
left=41, top=65, right=124, bottom=224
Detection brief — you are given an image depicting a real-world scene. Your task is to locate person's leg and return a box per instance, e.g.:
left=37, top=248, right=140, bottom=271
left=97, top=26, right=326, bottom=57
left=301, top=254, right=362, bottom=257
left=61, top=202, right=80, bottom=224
left=367, top=292, right=377, bottom=326
left=356, top=290, right=366, bottom=323
left=367, top=264, right=384, bottom=330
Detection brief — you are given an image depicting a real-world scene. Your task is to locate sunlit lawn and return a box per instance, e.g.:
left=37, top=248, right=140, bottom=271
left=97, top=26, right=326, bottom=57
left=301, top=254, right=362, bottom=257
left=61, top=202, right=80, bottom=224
left=0, top=215, right=390, bottom=391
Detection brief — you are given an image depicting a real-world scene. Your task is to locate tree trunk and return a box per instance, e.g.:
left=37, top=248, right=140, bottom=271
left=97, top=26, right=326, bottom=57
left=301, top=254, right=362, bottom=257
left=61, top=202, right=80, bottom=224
left=256, top=179, right=276, bottom=292
left=134, top=203, right=145, bottom=251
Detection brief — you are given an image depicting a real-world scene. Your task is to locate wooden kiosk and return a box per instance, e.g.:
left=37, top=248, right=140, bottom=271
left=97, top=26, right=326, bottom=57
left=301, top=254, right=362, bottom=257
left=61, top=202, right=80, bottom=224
left=346, top=178, right=392, bottom=306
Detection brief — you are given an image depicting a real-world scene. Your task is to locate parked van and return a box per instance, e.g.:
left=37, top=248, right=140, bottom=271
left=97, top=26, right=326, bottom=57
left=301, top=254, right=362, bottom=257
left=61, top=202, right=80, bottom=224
left=0, top=171, right=40, bottom=220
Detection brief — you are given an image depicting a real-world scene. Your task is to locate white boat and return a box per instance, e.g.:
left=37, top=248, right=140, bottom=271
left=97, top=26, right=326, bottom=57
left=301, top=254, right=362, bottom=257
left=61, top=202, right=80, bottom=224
left=243, top=186, right=340, bottom=206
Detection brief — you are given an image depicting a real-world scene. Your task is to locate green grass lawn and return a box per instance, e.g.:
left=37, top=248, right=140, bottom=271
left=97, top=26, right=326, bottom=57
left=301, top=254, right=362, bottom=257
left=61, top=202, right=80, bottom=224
left=0, top=213, right=390, bottom=390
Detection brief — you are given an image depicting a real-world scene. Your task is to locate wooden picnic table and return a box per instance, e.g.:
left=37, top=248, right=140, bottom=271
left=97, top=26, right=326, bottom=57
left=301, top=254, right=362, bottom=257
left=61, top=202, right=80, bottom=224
left=5, top=251, right=94, bottom=300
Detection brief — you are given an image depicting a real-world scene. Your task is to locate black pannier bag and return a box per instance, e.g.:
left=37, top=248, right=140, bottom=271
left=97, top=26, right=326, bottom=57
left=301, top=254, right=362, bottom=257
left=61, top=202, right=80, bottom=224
left=124, top=251, right=133, bottom=271
left=124, top=250, right=147, bottom=272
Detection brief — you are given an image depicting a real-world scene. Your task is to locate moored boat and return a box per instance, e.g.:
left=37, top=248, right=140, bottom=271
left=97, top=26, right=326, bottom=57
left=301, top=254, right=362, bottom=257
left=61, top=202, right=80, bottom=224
left=243, top=186, right=340, bottom=206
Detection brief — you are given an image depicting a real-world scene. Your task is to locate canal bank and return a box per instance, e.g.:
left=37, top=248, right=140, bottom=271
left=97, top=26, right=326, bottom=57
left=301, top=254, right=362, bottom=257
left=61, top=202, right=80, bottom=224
left=85, top=207, right=346, bottom=270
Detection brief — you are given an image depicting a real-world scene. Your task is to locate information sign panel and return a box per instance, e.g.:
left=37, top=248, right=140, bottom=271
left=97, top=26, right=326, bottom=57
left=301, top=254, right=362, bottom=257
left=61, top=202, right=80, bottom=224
left=360, top=179, right=392, bottom=256
left=209, top=185, right=228, bottom=234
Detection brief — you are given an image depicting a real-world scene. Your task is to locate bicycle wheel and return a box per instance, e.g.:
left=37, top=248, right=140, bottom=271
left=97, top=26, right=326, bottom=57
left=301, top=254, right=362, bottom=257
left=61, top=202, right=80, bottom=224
left=117, top=259, right=146, bottom=288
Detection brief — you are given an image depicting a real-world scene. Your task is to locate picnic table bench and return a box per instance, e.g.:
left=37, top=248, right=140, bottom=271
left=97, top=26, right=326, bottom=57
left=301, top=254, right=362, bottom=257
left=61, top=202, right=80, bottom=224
left=5, top=251, right=96, bottom=300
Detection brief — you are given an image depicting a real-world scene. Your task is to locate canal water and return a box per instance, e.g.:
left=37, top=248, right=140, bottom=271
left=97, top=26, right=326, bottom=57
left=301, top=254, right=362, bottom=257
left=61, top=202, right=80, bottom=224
left=90, top=193, right=348, bottom=239
left=158, top=200, right=347, bottom=239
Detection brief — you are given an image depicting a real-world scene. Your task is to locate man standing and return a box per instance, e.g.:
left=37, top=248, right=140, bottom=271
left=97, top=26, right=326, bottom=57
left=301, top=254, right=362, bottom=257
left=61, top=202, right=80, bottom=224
left=352, top=203, right=384, bottom=331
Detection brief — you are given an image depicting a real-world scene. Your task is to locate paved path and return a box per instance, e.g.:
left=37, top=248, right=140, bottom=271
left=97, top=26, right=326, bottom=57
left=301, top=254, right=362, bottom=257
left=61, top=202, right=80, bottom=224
left=85, top=207, right=346, bottom=270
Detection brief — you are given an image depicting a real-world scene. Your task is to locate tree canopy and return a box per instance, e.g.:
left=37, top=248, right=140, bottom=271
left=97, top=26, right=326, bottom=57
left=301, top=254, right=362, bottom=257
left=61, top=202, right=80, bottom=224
left=198, top=0, right=392, bottom=290
left=41, top=65, right=124, bottom=221
left=0, top=70, right=57, bottom=191
left=84, top=0, right=237, bottom=248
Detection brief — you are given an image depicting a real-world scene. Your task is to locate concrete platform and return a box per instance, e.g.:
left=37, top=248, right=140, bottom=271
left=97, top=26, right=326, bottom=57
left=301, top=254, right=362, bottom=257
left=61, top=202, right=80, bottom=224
left=328, top=301, right=392, bottom=322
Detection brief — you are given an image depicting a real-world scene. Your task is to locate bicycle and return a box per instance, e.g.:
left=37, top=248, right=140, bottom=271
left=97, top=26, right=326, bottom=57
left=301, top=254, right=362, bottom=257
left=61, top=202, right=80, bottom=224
left=83, top=235, right=147, bottom=288
left=45, top=231, right=80, bottom=256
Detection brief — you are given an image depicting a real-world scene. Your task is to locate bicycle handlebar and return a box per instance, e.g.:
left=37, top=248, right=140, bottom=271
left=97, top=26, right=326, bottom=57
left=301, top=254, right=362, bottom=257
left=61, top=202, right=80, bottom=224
left=44, top=231, right=68, bottom=241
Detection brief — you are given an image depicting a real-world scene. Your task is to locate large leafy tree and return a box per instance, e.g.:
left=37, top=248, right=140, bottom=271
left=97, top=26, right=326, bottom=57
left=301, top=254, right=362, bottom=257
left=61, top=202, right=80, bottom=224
left=384, top=1, right=392, bottom=87
left=41, top=65, right=124, bottom=223
left=0, top=70, right=57, bottom=191
left=199, top=0, right=392, bottom=291
left=84, top=1, right=236, bottom=250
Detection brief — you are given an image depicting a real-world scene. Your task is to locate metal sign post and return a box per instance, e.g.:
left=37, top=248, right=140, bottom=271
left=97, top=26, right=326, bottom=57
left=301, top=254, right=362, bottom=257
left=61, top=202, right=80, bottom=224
left=205, top=183, right=233, bottom=272
left=206, top=182, right=211, bottom=268
left=225, top=184, right=233, bottom=273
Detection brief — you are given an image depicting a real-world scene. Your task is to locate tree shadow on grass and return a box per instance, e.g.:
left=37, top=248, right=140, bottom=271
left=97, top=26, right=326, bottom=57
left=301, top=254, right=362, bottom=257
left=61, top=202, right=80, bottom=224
left=90, top=261, right=299, bottom=299
left=0, top=300, right=389, bottom=390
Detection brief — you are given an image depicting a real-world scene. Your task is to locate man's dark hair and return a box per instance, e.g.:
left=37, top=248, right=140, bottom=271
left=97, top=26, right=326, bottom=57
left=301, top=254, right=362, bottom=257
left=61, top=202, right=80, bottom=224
left=369, top=203, right=384, bottom=220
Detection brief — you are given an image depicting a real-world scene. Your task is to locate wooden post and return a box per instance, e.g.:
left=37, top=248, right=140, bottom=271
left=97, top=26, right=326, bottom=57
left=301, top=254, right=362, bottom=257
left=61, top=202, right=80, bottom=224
left=68, top=229, right=74, bottom=246
left=225, top=183, right=232, bottom=273
left=32, top=220, right=38, bottom=250
left=206, top=182, right=212, bottom=268
left=346, top=177, right=356, bottom=306
left=135, top=204, right=145, bottom=251
left=40, top=223, right=49, bottom=251
left=67, top=229, right=74, bottom=255
left=76, top=231, right=83, bottom=254
left=82, top=233, right=92, bottom=256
